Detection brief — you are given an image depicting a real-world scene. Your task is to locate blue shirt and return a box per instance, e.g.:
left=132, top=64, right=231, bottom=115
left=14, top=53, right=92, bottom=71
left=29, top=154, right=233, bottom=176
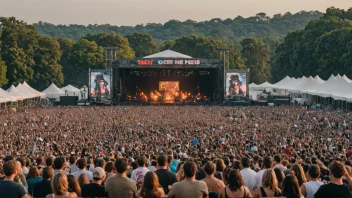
left=169, top=164, right=176, bottom=173
left=27, top=177, right=43, bottom=195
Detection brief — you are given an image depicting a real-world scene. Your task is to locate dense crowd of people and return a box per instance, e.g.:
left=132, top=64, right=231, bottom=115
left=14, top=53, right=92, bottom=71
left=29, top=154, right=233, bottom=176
left=0, top=105, right=351, bottom=198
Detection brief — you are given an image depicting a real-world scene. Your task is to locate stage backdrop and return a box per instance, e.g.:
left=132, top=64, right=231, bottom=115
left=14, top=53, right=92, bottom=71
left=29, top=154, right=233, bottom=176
left=225, top=71, right=247, bottom=96
left=90, top=70, right=111, bottom=97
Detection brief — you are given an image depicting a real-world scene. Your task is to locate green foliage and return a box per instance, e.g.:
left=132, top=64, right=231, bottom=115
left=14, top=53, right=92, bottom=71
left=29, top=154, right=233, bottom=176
left=241, top=37, right=271, bottom=84
left=63, top=39, right=106, bottom=86
left=33, top=37, right=64, bottom=90
left=171, top=35, right=245, bottom=69
left=126, top=33, right=159, bottom=58
left=33, top=11, right=322, bottom=46
left=83, top=33, right=135, bottom=58
left=272, top=7, right=352, bottom=82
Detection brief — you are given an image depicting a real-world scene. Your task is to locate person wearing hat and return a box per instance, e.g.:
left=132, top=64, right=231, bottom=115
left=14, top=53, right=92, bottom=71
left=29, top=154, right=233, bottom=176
left=91, top=73, right=109, bottom=96
left=81, top=167, right=107, bottom=198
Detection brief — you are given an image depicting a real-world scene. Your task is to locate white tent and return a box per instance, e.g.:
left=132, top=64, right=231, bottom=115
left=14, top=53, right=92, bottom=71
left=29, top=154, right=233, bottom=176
left=314, top=75, right=325, bottom=84
left=144, top=49, right=193, bottom=58
left=22, top=81, right=46, bottom=98
left=329, top=78, right=352, bottom=101
left=0, top=88, right=17, bottom=102
left=42, top=83, right=65, bottom=100
left=312, top=76, right=339, bottom=98
left=16, top=84, right=37, bottom=98
left=249, top=83, right=258, bottom=89
left=291, top=76, right=317, bottom=92
left=257, top=81, right=274, bottom=89
left=273, top=76, right=291, bottom=89
left=7, top=85, right=27, bottom=99
left=342, top=75, right=352, bottom=83
left=61, top=85, right=81, bottom=99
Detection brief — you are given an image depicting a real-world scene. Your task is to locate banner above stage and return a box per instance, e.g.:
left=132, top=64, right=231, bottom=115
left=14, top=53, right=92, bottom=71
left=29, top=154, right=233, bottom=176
left=135, top=59, right=201, bottom=66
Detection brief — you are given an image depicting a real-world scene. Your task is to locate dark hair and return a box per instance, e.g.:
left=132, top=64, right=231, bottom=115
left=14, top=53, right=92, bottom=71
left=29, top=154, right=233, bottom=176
left=274, top=155, right=281, bottom=163
left=227, top=170, right=244, bottom=191
left=215, top=159, right=226, bottom=172
left=176, top=161, right=185, bottom=173
left=204, top=161, right=215, bottom=175
left=151, top=161, right=157, bottom=167
left=137, top=156, right=146, bottom=167
left=69, top=156, right=76, bottom=165
left=282, top=175, right=301, bottom=198
left=42, top=167, right=54, bottom=180
left=115, top=158, right=128, bottom=174
left=308, top=165, right=320, bottom=179
left=16, top=157, right=26, bottom=167
left=3, top=160, right=17, bottom=176
left=96, top=158, right=106, bottom=168
left=46, top=157, right=54, bottom=167
left=263, top=156, right=273, bottom=169
left=141, top=172, right=162, bottom=198
left=157, top=155, right=167, bottom=166
left=67, top=174, right=81, bottom=197
left=53, top=157, right=65, bottom=169
left=4, top=155, right=15, bottom=163
left=241, top=157, right=250, bottom=168
left=36, top=157, right=44, bottom=166
left=183, top=160, right=197, bottom=178
left=167, top=155, right=173, bottom=164
left=329, top=161, right=345, bottom=178
left=274, top=168, right=285, bottom=189
left=77, top=158, right=87, bottom=169
left=105, top=161, right=114, bottom=173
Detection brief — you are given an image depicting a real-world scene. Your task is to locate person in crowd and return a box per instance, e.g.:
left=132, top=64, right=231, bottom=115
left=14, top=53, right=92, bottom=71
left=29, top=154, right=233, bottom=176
left=33, top=167, right=53, bottom=198
left=46, top=173, right=77, bottom=198
left=218, top=169, right=252, bottom=198
left=291, top=164, right=307, bottom=186
left=0, top=157, right=4, bottom=178
left=301, top=164, right=323, bottom=198
left=255, top=156, right=272, bottom=188
left=81, top=167, right=108, bottom=198
left=201, top=161, right=225, bottom=198
left=240, top=157, right=257, bottom=192
left=36, top=157, right=45, bottom=174
left=0, top=160, right=30, bottom=198
left=67, top=174, right=81, bottom=197
left=274, top=155, right=287, bottom=172
left=215, top=159, right=226, bottom=180
left=131, top=156, right=150, bottom=187
left=53, top=157, right=68, bottom=176
left=281, top=175, right=303, bottom=198
left=105, top=158, right=138, bottom=198
left=45, top=157, right=54, bottom=168
left=71, top=158, right=93, bottom=181
left=17, top=158, right=29, bottom=177
left=253, top=169, right=281, bottom=198
left=26, top=166, right=43, bottom=195
left=155, top=155, right=177, bottom=194
left=168, top=160, right=208, bottom=198
left=168, top=155, right=177, bottom=173
left=314, top=161, right=352, bottom=198
left=138, top=172, right=165, bottom=198
left=274, top=168, right=285, bottom=189
left=69, top=156, right=79, bottom=173
left=176, top=161, right=185, bottom=182
left=148, top=161, right=158, bottom=172
left=78, top=173, right=89, bottom=188
left=104, top=161, right=115, bottom=179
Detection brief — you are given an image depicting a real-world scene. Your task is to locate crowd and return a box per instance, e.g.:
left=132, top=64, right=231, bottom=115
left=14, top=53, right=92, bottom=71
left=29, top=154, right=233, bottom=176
left=0, top=105, right=351, bottom=198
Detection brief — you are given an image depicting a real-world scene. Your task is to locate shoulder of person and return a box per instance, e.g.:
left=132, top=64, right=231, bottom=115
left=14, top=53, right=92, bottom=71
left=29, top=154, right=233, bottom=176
left=67, top=192, right=78, bottom=198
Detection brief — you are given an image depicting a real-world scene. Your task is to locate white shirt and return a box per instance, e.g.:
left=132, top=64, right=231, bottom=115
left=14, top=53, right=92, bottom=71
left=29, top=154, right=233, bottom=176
left=255, top=169, right=267, bottom=188
left=70, top=164, right=79, bottom=173
left=240, top=168, right=257, bottom=191
left=89, top=165, right=95, bottom=172
left=131, top=167, right=150, bottom=186
left=303, top=181, right=323, bottom=198
left=274, top=164, right=287, bottom=172
left=71, top=169, right=94, bottom=181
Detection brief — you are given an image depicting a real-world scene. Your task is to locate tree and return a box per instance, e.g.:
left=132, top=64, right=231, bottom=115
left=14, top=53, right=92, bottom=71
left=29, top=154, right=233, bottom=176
left=32, top=37, right=64, bottom=90
left=0, top=31, right=8, bottom=86
left=64, top=39, right=106, bottom=86
left=126, top=33, right=159, bottom=57
left=84, top=33, right=135, bottom=59
left=241, top=37, right=271, bottom=84
left=162, top=40, right=175, bottom=50
left=0, top=17, right=38, bottom=86
left=57, top=38, right=74, bottom=85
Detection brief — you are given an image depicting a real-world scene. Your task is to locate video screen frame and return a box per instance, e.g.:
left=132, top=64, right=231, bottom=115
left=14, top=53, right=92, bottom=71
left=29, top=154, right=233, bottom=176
left=89, top=69, right=112, bottom=97
left=225, top=70, right=249, bottom=97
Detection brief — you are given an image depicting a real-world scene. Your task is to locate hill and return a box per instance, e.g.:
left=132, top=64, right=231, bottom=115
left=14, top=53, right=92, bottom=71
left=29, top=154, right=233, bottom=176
left=33, top=11, right=323, bottom=44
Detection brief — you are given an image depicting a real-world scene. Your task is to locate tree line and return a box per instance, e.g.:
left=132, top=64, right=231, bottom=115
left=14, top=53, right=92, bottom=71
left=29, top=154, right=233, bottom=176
left=272, top=7, right=352, bottom=82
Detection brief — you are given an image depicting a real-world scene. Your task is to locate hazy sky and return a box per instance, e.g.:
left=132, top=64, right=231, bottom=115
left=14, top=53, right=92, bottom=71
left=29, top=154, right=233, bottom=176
left=0, top=0, right=351, bottom=26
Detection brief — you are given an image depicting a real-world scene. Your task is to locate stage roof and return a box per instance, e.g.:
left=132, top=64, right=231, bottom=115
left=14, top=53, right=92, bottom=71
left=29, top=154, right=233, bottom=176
left=144, top=50, right=193, bottom=59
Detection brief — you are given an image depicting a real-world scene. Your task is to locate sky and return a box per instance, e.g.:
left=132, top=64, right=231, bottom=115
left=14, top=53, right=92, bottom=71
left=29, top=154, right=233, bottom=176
left=0, top=0, right=351, bottom=26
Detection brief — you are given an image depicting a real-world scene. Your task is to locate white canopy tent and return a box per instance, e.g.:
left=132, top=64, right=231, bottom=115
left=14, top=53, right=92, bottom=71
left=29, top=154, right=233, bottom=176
left=257, top=81, right=274, bottom=89
left=42, top=83, right=65, bottom=100
left=61, top=85, right=81, bottom=99
left=0, top=88, right=17, bottom=102
left=22, top=81, right=46, bottom=98
left=7, top=85, right=27, bottom=99
left=314, top=75, right=325, bottom=84
left=16, top=84, right=37, bottom=98
left=342, top=75, right=352, bottom=83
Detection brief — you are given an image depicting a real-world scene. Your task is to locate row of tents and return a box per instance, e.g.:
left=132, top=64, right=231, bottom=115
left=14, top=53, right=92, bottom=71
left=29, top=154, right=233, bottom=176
left=0, top=82, right=87, bottom=103
left=249, top=74, right=352, bottom=102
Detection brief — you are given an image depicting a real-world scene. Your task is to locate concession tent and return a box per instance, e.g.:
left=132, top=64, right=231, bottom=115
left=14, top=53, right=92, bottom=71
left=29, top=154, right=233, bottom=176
left=0, top=88, right=17, bottom=102
left=7, top=85, right=27, bottom=99
left=22, top=81, right=46, bottom=98
left=42, top=83, right=65, bottom=100
left=257, top=81, right=274, bottom=89
left=61, top=85, right=82, bottom=99
left=16, top=84, right=37, bottom=98
left=314, top=75, right=325, bottom=84
left=343, top=74, right=352, bottom=83
left=249, top=83, right=258, bottom=90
